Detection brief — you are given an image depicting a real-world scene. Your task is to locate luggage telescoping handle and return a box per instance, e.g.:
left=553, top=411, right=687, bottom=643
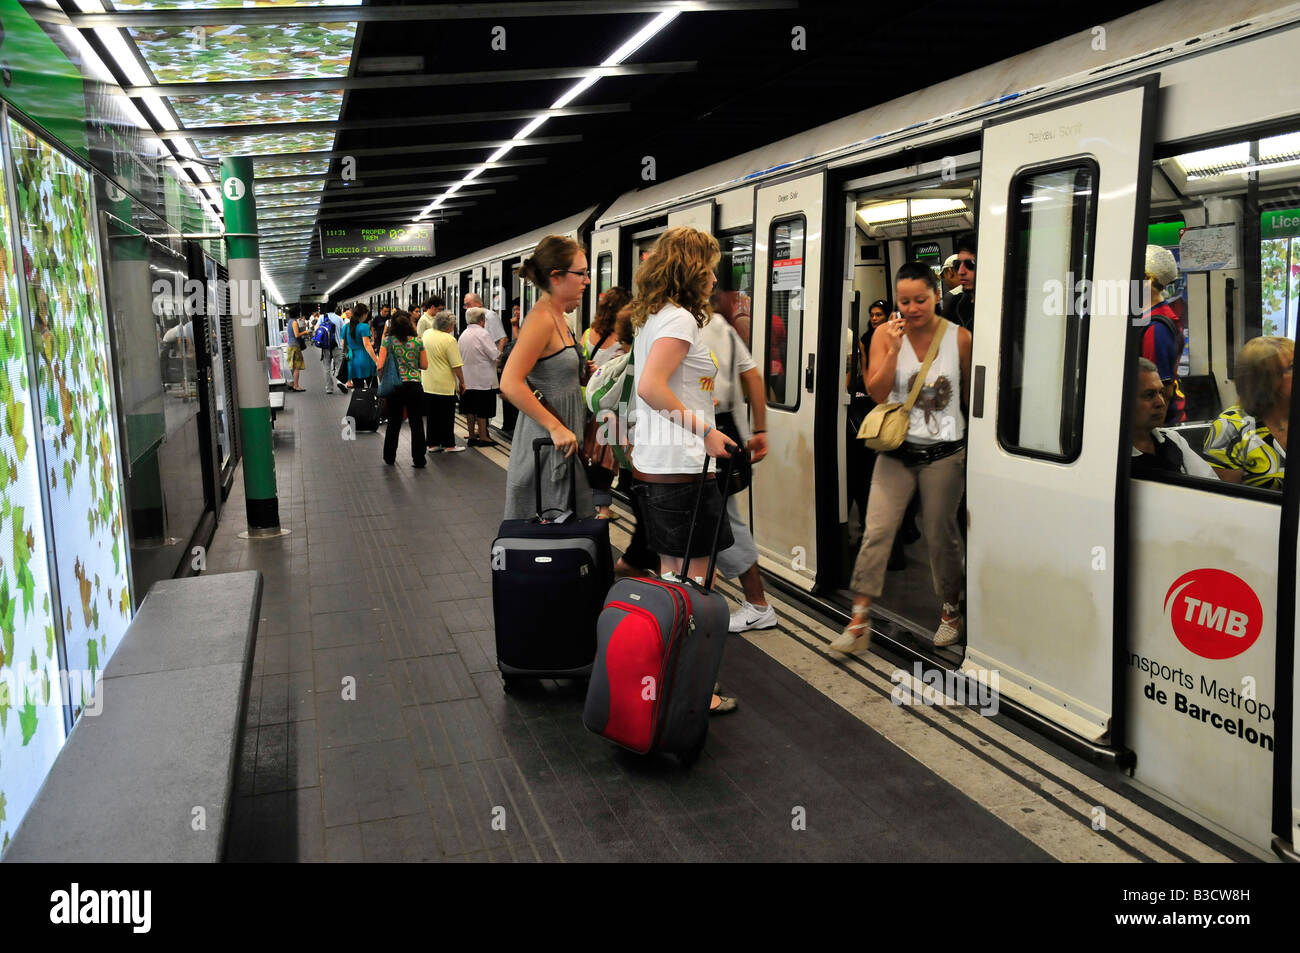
left=679, top=451, right=737, bottom=592
left=531, top=437, right=578, bottom=520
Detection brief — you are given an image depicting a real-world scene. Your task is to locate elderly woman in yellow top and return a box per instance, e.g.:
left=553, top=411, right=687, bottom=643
left=421, top=310, right=466, bottom=453
left=1203, top=336, right=1292, bottom=489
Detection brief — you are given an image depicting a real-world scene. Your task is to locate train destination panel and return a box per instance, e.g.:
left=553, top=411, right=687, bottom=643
left=319, top=224, right=434, bottom=258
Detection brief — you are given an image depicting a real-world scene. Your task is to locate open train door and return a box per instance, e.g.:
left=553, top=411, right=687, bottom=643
left=751, top=171, right=825, bottom=589
left=589, top=225, right=620, bottom=316
left=965, top=78, right=1158, bottom=744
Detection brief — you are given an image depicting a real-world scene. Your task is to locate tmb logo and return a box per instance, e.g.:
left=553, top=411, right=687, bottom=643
left=1164, top=569, right=1263, bottom=660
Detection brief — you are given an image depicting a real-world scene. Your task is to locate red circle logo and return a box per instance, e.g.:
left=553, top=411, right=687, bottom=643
left=1163, top=569, right=1263, bottom=660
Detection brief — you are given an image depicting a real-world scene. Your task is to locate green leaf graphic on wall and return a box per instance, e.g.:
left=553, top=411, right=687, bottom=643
left=10, top=118, right=126, bottom=715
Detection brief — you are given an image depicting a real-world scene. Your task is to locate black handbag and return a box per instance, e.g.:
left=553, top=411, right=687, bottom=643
left=714, top=412, right=751, bottom=496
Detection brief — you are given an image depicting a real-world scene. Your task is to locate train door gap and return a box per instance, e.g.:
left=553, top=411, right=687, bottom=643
left=836, top=174, right=979, bottom=645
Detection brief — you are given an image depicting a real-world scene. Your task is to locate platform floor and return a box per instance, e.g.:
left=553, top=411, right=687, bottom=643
left=213, top=387, right=1247, bottom=862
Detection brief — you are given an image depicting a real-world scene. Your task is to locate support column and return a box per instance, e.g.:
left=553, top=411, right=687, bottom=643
left=220, top=157, right=284, bottom=537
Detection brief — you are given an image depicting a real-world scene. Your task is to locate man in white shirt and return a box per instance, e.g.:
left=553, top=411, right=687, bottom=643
left=698, top=312, right=775, bottom=632
left=465, top=292, right=507, bottom=350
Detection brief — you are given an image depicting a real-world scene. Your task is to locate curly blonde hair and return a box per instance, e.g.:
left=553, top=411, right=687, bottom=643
left=629, top=226, right=720, bottom=330
left=1236, top=336, right=1294, bottom=419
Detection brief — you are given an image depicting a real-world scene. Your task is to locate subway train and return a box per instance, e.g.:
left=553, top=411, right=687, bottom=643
left=354, top=0, right=1300, bottom=860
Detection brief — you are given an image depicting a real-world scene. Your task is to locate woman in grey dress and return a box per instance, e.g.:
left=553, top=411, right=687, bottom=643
left=500, top=235, right=594, bottom=520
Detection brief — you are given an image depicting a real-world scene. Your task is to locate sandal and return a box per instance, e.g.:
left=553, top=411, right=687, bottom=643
left=934, top=604, right=964, bottom=647
left=709, top=693, right=738, bottom=715
left=828, top=615, right=872, bottom=655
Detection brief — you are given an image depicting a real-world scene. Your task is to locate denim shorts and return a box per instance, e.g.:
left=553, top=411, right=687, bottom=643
left=633, top=478, right=734, bottom=560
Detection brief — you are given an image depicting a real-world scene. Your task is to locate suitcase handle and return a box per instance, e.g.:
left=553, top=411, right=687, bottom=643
left=678, top=452, right=737, bottom=592
left=531, top=437, right=578, bottom=520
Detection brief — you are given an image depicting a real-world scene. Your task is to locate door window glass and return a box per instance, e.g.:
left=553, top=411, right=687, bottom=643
left=766, top=217, right=805, bottom=409
left=999, top=164, right=1096, bottom=461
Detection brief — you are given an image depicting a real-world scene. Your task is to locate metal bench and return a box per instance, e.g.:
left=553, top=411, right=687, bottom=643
left=2, top=571, right=262, bottom=863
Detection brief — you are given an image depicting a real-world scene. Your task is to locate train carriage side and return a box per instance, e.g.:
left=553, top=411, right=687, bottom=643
left=592, top=0, right=1300, bottom=859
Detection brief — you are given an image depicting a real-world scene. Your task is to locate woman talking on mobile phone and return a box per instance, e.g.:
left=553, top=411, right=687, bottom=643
left=832, top=261, right=972, bottom=655
left=630, top=226, right=740, bottom=714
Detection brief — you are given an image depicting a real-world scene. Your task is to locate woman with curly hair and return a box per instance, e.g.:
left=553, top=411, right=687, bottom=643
left=631, top=226, right=740, bottom=714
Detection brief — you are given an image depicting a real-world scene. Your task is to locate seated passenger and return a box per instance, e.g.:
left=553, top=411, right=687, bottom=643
left=1131, top=358, right=1216, bottom=479
left=1139, top=244, right=1186, bottom=425
left=1203, top=336, right=1292, bottom=489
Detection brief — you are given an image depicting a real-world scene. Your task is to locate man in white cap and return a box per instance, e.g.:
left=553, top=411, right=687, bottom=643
left=938, top=254, right=962, bottom=320
left=1140, top=244, right=1185, bottom=425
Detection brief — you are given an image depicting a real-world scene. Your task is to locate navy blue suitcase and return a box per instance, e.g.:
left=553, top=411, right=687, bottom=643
left=491, top=438, right=612, bottom=686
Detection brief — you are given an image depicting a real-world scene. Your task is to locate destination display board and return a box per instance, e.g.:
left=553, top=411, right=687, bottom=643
left=320, top=223, right=434, bottom=258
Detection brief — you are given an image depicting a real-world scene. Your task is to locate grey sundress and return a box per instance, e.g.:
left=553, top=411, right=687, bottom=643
left=503, top=344, right=593, bottom=520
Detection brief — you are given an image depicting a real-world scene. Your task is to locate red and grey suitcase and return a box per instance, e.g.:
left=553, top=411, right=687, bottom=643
left=491, top=438, right=612, bottom=688
left=582, top=456, right=733, bottom=765
left=346, top=380, right=381, bottom=432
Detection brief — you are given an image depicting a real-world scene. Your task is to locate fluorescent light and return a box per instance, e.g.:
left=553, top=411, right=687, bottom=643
left=326, top=258, right=375, bottom=296
left=513, top=116, right=549, bottom=141
left=414, top=12, right=679, bottom=222
left=602, top=10, right=678, bottom=66
left=551, top=74, right=599, bottom=110
left=142, top=93, right=178, bottom=131
left=94, top=27, right=151, bottom=87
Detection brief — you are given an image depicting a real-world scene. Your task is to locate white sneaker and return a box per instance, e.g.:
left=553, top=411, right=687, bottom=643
left=729, top=601, right=777, bottom=633
left=445, top=446, right=466, bottom=453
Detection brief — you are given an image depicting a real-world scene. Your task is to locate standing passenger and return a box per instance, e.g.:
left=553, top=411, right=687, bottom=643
left=834, top=261, right=971, bottom=653
left=630, top=226, right=739, bottom=714
left=460, top=307, right=500, bottom=447
left=698, top=298, right=774, bottom=632
left=582, top=286, right=633, bottom=519
left=500, top=236, right=593, bottom=520
left=421, top=311, right=467, bottom=453
left=941, top=234, right=976, bottom=332
left=375, top=310, right=428, bottom=467
left=348, top=303, right=378, bottom=388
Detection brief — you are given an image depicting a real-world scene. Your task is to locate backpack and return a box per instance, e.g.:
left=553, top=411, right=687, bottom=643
left=313, top=319, right=335, bottom=349
left=584, top=349, right=635, bottom=468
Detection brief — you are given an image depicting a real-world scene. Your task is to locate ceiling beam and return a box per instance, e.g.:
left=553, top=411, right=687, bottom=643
left=243, top=135, right=579, bottom=165
left=250, top=158, right=546, bottom=187
left=124, top=62, right=694, bottom=97
left=66, top=1, right=795, bottom=28
left=161, top=104, right=629, bottom=140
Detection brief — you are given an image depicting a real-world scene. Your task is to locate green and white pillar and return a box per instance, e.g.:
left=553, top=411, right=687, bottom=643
left=221, top=157, right=282, bottom=536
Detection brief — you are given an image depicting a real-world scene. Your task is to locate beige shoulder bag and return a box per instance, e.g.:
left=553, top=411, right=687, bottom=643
left=857, top=320, right=947, bottom=452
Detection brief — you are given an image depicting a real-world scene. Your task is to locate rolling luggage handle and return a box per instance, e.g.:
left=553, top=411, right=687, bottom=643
left=678, top=452, right=737, bottom=592
left=532, top=437, right=579, bottom=522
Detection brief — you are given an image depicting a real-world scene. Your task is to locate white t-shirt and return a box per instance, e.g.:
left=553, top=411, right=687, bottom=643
left=483, top=308, right=507, bottom=346
left=697, top=314, right=755, bottom=418
left=632, top=304, right=719, bottom=474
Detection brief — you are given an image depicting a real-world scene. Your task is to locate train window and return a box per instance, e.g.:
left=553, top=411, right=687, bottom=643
left=597, top=253, right=612, bottom=295
left=716, top=230, right=754, bottom=350
left=998, top=163, right=1097, bottom=462
left=765, top=216, right=806, bottom=409
left=1135, top=127, right=1300, bottom=492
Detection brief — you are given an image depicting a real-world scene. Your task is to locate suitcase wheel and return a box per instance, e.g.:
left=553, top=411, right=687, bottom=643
left=678, top=732, right=707, bottom=768
left=502, top=676, right=520, bottom=694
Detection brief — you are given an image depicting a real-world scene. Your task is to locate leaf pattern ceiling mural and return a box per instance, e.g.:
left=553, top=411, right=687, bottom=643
left=109, top=0, right=362, bottom=280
